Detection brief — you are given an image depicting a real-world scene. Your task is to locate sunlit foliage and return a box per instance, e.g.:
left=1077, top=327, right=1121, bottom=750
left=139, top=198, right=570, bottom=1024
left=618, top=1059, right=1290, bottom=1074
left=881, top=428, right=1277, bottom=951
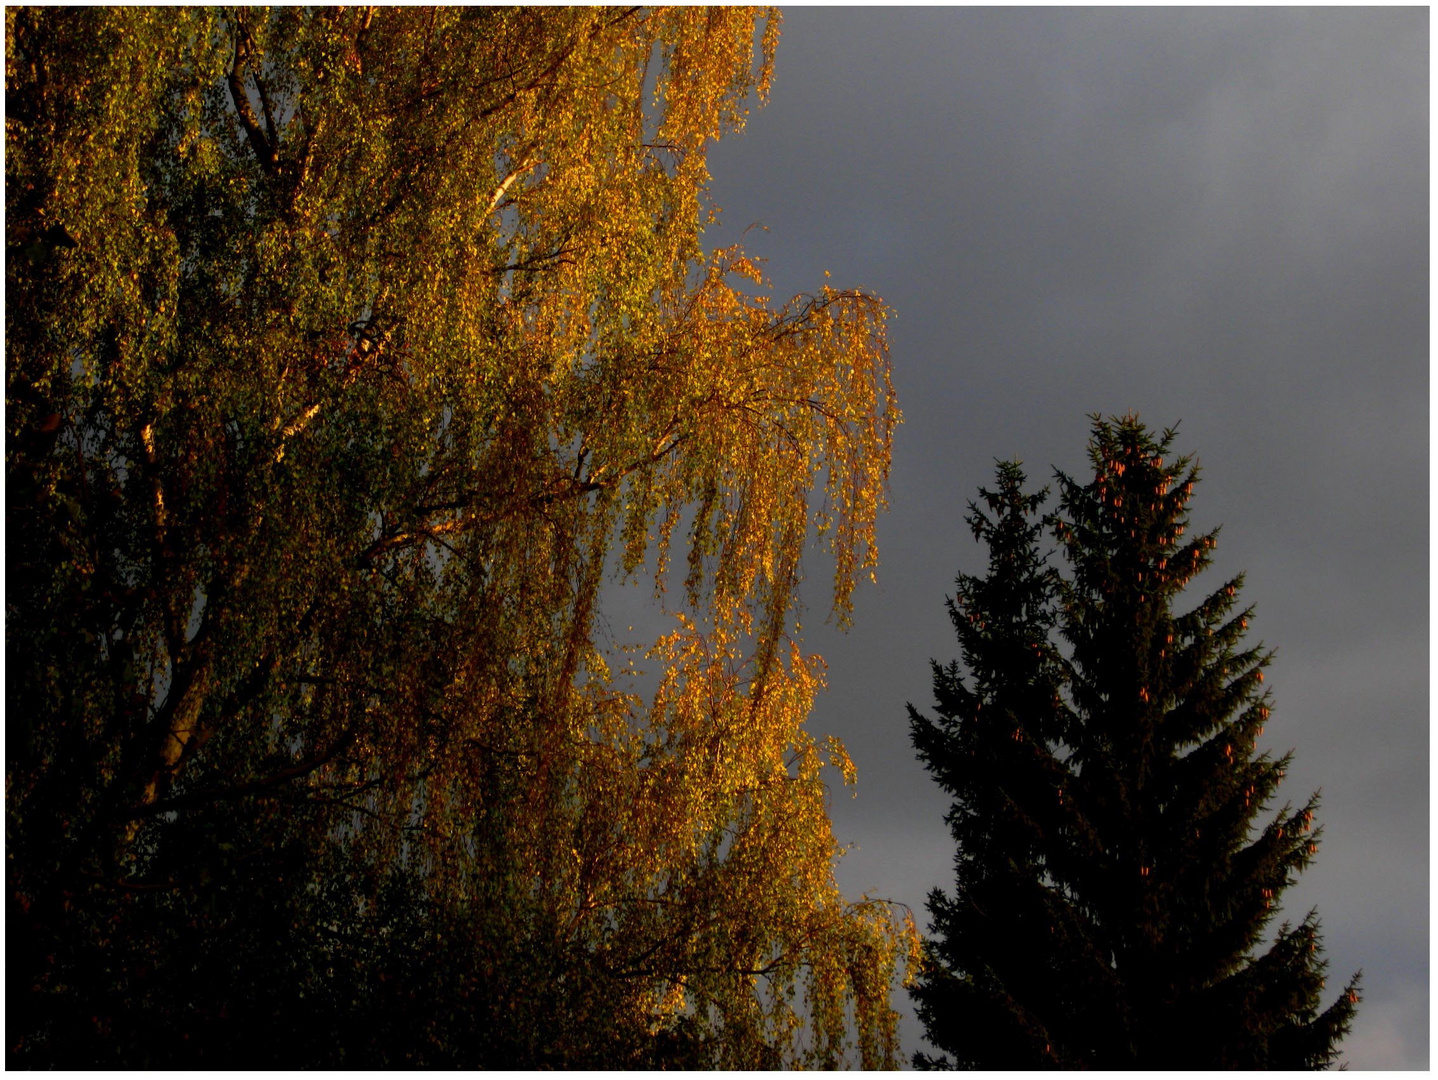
left=7, top=7, right=911, bottom=1066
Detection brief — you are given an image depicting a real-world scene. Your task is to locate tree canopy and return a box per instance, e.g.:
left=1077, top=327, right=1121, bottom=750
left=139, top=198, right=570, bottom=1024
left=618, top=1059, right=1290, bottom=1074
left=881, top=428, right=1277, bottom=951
left=908, top=415, right=1358, bottom=1069
left=7, top=7, right=914, bottom=1067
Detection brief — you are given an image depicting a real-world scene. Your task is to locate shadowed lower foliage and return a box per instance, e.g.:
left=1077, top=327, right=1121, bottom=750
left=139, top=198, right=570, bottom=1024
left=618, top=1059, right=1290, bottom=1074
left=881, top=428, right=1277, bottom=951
left=909, top=415, right=1358, bottom=1069
left=7, top=7, right=914, bottom=1067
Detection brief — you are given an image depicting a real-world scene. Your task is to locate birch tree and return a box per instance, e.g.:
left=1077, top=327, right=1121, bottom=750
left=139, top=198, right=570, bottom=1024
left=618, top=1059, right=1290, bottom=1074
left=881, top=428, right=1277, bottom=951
left=7, top=7, right=914, bottom=1067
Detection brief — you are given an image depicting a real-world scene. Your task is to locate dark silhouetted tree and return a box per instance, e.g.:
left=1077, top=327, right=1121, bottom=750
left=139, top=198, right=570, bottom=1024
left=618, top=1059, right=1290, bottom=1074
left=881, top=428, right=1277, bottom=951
left=909, top=414, right=1359, bottom=1069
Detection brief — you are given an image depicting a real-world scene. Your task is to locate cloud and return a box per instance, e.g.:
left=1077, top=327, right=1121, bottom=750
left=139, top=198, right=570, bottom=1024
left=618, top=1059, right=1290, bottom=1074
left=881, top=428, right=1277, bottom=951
left=1337, top=978, right=1430, bottom=1070
left=705, top=8, right=1428, bottom=1067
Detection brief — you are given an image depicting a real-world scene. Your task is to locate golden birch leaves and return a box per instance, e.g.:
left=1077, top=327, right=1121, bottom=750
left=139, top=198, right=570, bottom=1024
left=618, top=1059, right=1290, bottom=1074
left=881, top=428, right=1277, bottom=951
left=8, top=6, right=910, bottom=1066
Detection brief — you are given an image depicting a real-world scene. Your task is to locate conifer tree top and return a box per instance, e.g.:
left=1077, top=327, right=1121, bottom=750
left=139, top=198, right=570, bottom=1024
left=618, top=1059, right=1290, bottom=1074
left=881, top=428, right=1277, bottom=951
left=909, top=413, right=1359, bottom=1070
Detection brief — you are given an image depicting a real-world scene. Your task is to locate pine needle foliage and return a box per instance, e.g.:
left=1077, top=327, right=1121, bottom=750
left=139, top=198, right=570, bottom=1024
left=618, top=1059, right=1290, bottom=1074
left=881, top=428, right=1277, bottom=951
left=909, top=414, right=1359, bottom=1069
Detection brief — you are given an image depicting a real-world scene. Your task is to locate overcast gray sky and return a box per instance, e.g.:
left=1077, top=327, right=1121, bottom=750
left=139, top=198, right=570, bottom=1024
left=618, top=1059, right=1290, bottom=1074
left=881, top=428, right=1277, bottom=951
left=701, top=8, right=1427, bottom=1069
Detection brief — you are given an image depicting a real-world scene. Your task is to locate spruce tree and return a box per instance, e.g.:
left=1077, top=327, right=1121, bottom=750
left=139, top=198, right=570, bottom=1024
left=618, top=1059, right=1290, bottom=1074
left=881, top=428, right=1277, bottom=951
left=909, top=414, right=1359, bottom=1069
left=908, top=462, right=1076, bottom=1068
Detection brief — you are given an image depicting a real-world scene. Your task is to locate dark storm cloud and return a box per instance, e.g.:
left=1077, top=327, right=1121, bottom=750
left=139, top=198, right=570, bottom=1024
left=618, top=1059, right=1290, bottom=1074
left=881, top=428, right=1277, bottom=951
left=701, top=8, right=1427, bottom=1068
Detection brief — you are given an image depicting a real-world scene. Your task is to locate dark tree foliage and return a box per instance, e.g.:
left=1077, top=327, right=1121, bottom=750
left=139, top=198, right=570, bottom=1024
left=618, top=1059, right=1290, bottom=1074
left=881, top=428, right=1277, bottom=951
left=6, top=7, right=911, bottom=1068
left=909, top=415, right=1359, bottom=1069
